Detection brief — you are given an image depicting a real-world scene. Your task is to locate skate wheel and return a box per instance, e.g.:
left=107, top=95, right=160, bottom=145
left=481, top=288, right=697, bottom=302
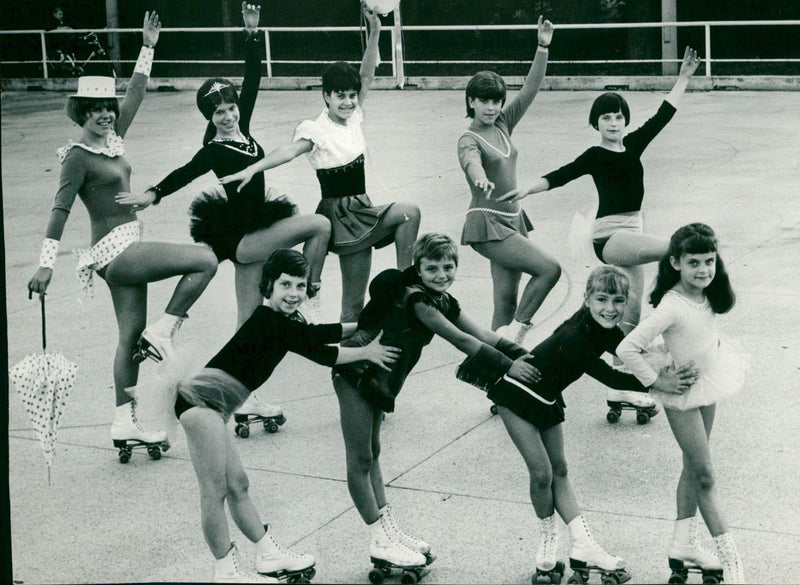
left=264, top=420, right=279, bottom=433
left=490, top=404, right=498, bottom=415
left=147, top=446, right=162, bottom=460
left=131, top=350, right=146, bottom=364
left=400, top=570, right=419, bottom=584
left=636, top=411, right=650, bottom=425
left=276, top=414, right=287, bottom=425
left=701, top=576, right=719, bottom=585
left=606, top=409, right=620, bottom=424
left=118, top=448, right=131, bottom=464
left=567, top=574, right=585, bottom=585
left=160, top=441, right=171, bottom=452
left=668, top=574, right=686, bottom=584
left=368, top=568, right=385, bottom=584
left=601, top=576, right=619, bottom=585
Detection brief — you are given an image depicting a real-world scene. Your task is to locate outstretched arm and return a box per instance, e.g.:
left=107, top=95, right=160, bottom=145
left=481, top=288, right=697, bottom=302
left=502, top=16, right=553, bottom=129
left=116, top=11, right=161, bottom=138
left=357, top=5, right=382, bottom=107
left=666, top=46, right=700, bottom=108
left=218, top=139, right=313, bottom=192
left=335, top=330, right=401, bottom=371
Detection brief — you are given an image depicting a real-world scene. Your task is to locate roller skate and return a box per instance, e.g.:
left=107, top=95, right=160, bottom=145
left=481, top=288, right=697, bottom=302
left=605, top=389, right=659, bottom=425
left=297, top=283, right=322, bottom=324
left=566, top=516, right=630, bottom=584
left=533, top=514, right=565, bottom=584
left=379, top=504, right=435, bottom=563
left=234, top=393, right=286, bottom=438
left=215, top=542, right=280, bottom=583
left=713, top=533, right=746, bottom=584
left=367, top=514, right=432, bottom=584
left=496, top=319, right=534, bottom=348
left=256, top=524, right=316, bottom=583
left=667, top=517, right=723, bottom=583
left=132, top=314, right=184, bottom=363
left=110, top=400, right=170, bottom=463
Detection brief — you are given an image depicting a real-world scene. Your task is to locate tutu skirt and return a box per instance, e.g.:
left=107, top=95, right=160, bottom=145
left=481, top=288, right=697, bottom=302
left=315, top=194, right=395, bottom=255
left=647, top=337, right=748, bottom=411
left=189, top=186, right=297, bottom=261
left=567, top=210, right=598, bottom=265
left=461, top=208, right=533, bottom=245
left=177, top=368, right=250, bottom=422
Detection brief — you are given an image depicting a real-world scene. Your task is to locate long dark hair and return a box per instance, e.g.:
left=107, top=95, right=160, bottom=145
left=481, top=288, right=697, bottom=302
left=650, top=223, right=735, bottom=313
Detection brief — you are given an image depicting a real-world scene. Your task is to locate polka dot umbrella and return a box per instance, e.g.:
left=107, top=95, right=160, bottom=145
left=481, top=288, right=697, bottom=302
left=9, top=294, right=77, bottom=485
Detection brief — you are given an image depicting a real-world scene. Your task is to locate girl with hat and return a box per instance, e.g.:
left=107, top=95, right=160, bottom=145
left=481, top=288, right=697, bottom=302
left=27, top=11, right=219, bottom=456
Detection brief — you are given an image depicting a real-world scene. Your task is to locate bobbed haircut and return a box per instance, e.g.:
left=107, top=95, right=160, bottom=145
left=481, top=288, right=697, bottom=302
left=585, top=265, right=631, bottom=299
left=465, top=71, right=506, bottom=118
left=589, top=92, right=631, bottom=129
left=196, top=78, right=239, bottom=121
left=259, top=249, right=310, bottom=298
left=322, top=61, right=362, bottom=97
left=65, top=97, right=120, bottom=126
left=413, top=233, right=459, bottom=267
left=650, top=223, right=735, bottom=314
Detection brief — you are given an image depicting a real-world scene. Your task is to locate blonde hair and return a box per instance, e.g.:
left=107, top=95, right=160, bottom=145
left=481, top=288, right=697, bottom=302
left=585, top=266, right=630, bottom=299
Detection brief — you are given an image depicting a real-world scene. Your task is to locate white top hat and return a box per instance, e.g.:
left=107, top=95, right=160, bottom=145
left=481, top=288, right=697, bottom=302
left=70, top=76, right=122, bottom=98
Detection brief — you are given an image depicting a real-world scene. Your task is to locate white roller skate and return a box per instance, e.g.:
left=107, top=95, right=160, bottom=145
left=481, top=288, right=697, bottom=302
left=215, top=542, right=280, bottom=583
left=255, top=524, right=316, bottom=582
left=605, top=388, right=659, bottom=425
left=234, top=393, right=286, bottom=438
left=713, top=532, right=746, bottom=584
left=667, top=516, right=723, bottom=583
left=379, top=504, right=434, bottom=561
left=368, top=513, right=430, bottom=584
left=567, top=515, right=630, bottom=584
left=533, top=514, right=564, bottom=584
left=133, top=313, right=184, bottom=363
left=110, top=400, right=170, bottom=463
left=297, top=284, right=322, bottom=324
left=496, top=319, right=534, bottom=348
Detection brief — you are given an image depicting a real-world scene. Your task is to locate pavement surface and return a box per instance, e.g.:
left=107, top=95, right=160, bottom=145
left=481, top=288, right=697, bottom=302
left=3, top=87, right=800, bottom=584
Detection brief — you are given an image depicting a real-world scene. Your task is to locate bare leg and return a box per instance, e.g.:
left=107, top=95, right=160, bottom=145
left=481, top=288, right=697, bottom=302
left=224, top=431, right=269, bottom=542
left=234, top=262, right=264, bottom=329
left=486, top=262, right=522, bottom=330
left=473, top=234, right=561, bottom=329
left=619, top=264, right=645, bottom=333
left=333, top=375, right=382, bottom=524
left=675, top=406, right=716, bottom=520
left=339, top=249, right=372, bottom=323
left=107, top=283, right=147, bottom=405
left=665, top=405, right=728, bottom=536
left=379, top=202, right=421, bottom=270
left=540, top=423, right=581, bottom=525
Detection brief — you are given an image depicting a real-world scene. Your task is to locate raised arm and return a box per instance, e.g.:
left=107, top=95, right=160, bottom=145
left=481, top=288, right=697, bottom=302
left=357, top=5, right=382, bottom=107
left=116, top=11, right=160, bottom=138
left=666, top=46, right=700, bottom=109
left=237, top=3, right=263, bottom=135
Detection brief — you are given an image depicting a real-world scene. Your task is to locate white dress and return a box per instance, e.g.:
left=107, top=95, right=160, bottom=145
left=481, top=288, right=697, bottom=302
left=617, top=290, right=747, bottom=410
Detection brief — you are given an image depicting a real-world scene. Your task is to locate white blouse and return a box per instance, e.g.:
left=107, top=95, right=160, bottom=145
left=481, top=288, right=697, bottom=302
left=293, top=107, right=366, bottom=170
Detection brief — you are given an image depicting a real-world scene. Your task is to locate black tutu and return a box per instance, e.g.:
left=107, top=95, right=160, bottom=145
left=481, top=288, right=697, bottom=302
left=189, top=188, right=297, bottom=261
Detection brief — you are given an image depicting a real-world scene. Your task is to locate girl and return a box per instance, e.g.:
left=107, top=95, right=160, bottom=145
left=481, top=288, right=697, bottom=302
left=173, top=249, right=401, bottom=583
left=27, top=12, right=218, bottom=454
left=617, top=224, right=747, bottom=583
left=458, top=16, right=560, bottom=347
left=476, top=265, right=697, bottom=583
left=219, top=5, right=421, bottom=324
left=119, top=3, right=330, bottom=424
left=331, top=234, right=540, bottom=571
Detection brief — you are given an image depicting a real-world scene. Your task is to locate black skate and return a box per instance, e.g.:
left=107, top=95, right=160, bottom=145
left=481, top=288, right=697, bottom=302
left=260, top=565, right=316, bottom=584
left=113, top=438, right=170, bottom=463
left=368, top=555, right=434, bottom=584
left=606, top=400, right=659, bottom=425
left=567, top=558, right=631, bottom=584
left=533, top=560, right=565, bottom=584
left=667, top=557, right=724, bottom=584
left=131, top=334, right=167, bottom=364
left=234, top=413, right=287, bottom=438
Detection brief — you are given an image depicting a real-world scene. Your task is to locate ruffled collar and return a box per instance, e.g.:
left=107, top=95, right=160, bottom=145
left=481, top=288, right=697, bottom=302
left=57, top=132, right=125, bottom=163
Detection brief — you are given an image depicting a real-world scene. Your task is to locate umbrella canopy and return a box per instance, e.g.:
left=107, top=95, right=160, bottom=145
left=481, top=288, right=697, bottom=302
left=9, top=295, right=77, bottom=484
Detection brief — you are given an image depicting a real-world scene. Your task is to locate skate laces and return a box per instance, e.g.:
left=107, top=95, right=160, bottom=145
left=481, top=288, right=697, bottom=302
left=129, top=400, right=147, bottom=432
left=263, top=528, right=305, bottom=559
left=384, top=506, right=425, bottom=546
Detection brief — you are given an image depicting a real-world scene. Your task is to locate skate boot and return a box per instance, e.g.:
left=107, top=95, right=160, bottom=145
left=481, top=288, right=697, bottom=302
left=713, top=532, right=746, bottom=584
left=667, top=516, right=723, bottom=583
left=368, top=513, right=430, bottom=584
left=234, top=393, right=286, bottom=438
left=110, top=400, right=170, bottom=463
left=215, top=542, right=280, bottom=583
left=255, top=524, right=316, bottom=582
left=379, top=504, right=434, bottom=561
left=297, top=283, right=322, bottom=324
left=533, top=514, right=564, bottom=584
left=567, top=515, right=630, bottom=584
left=496, top=319, right=534, bottom=348
left=133, top=313, right=184, bottom=363
left=606, top=389, right=659, bottom=425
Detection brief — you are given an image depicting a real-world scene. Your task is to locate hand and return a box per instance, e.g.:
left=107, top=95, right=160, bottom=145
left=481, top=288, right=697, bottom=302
left=142, top=11, right=161, bottom=47
left=28, top=267, right=53, bottom=297
left=473, top=177, right=494, bottom=198
left=242, top=2, right=261, bottom=33
left=537, top=15, right=554, bottom=47
left=115, top=190, right=156, bottom=210
left=678, top=46, right=700, bottom=78
left=651, top=361, right=699, bottom=395
left=219, top=169, right=255, bottom=192
left=496, top=187, right=528, bottom=202
left=361, top=3, right=382, bottom=29
left=364, top=331, right=401, bottom=371
left=507, top=355, right=542, bottom=385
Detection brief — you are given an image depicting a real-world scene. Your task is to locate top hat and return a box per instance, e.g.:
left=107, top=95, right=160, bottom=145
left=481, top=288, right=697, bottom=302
left=65, top=76, right=122, bottom=124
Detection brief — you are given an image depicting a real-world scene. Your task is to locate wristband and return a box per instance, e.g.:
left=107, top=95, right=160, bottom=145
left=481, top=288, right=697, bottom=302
left=537, top=43, right=550, bottom=50
left=133, top=45, right=155, bottom=76
left=148, top=185, right=164, bottom=205
left=39, top=238, right=59, bottom=269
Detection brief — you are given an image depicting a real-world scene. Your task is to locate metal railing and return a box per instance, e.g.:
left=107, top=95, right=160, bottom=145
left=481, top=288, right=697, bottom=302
left=1, top=20, right=799, bottom=83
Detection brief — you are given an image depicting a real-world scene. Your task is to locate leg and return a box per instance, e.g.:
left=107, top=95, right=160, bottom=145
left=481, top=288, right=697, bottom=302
left=339, top=249, right=372, bottom=323
left=487, top=261, right=522, bottom=330
left=333, top=375, right=381, bottom=523
left=234, top=262, right=265, bottom=329
left=179, top=406, right=236, bottom=559
left=107, top=283, right=147, bottom=405
left=620, top=264, right=645, bottom=333
left=380, top=202, right=421, bottom=270
left=676, top=406, right=716, bottom=520
left=601, top=231, right=669, bottom=267
left=369, top=408, right=387, bottom=509
left=540, top=423, right=581, bottom=525
left=473, top=234, right=561, bottom=328
left=223, top=432, right=270, bottom=542
left=665, top=405, right=728, bottom=536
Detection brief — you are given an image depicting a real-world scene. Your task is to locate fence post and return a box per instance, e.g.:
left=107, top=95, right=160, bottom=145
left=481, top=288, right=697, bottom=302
left=704, top=24, right=711, bottom=77
left=40, top=31, right=49, bottom=79
left=392, top=6, right=405, bottom=88
left=264, top=29, right=272, bottom=78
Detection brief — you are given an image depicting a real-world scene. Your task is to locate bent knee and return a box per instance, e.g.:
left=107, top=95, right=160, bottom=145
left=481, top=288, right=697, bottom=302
left=529, top=468, right=553, bottom=490
left=394, top=203, right=421, bottom=224
left=541, top=261, right=561, bottom=285
left=550, top=458, right=568, bottom=479
left=347, top=450, right=375, bottom=474
left=693, top=466, right=716, bottom=491
left=312, top=214, right=332, bottom=236
left=227, top=469, right=250, bottom=499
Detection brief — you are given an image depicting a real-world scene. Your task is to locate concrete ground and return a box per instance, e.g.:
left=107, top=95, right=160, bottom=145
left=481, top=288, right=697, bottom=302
left=3, top=87, right=800, bottom=584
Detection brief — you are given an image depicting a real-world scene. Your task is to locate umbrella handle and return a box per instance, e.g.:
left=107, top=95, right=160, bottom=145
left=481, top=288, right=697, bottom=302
left=40, top=294, right=47, bottom=352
